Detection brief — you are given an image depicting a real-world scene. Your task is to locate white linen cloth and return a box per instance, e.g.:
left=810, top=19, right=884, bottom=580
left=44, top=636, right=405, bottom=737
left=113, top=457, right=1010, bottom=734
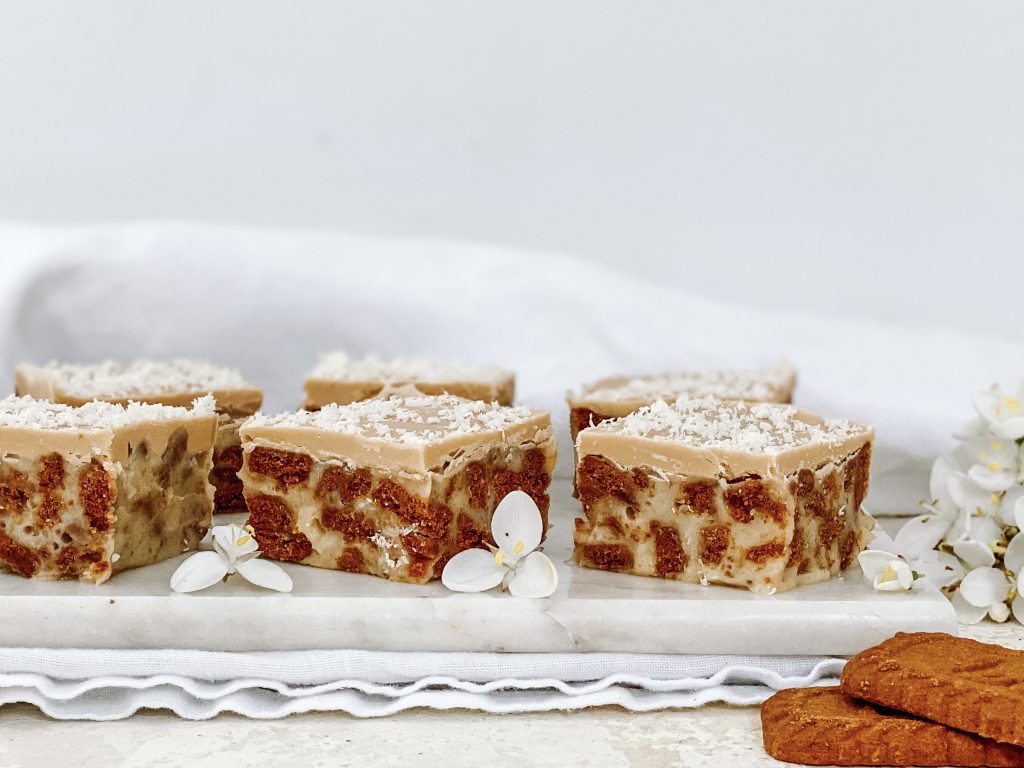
left=0, top=649, right=843, bottom=720
left=0, top=221, right=1014, bottom=719
left=2, top=221, right=1022, bottom=513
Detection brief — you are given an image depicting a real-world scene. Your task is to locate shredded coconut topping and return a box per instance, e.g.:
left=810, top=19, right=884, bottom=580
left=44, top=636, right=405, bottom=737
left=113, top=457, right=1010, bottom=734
left=0, top=395, right=216, bottom=431
left=247, top=395, right=538, bottom=445
left=594, top=397, right=862, bottom=453
left=27, top=360, right=253, bottom=398
left=310, top=352, right=511, bottom=384
left=577, top=362, right=795, bottom=404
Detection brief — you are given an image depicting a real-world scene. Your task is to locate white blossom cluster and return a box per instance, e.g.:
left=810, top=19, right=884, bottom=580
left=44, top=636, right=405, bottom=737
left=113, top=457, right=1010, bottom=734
left=872, top=383, right=1024, bottom=623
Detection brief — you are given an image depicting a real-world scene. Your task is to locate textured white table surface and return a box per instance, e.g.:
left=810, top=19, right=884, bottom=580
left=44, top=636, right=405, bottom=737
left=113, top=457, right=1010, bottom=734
left=0, top=623, right=1020, bottom=768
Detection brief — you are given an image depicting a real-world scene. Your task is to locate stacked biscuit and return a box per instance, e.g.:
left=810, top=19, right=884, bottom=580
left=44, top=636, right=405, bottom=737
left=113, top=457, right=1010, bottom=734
left=762, top=632, right=1024, bottom=767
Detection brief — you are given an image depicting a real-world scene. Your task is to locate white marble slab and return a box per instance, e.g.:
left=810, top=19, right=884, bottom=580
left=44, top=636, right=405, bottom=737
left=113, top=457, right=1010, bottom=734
left=0, top=481, right=956, bottom=655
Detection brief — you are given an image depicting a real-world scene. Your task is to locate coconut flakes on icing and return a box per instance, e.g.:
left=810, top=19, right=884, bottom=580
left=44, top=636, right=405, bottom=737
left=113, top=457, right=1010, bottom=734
left=33, top=360, right=252, bottom=398
left=310, top=352, right=510, bottom=384
left=595, top=396, right=860, bottom=453
left=0, top=394, right=216, bottom=431
left=578, top=362, right=794, bottom=403
left=246, top=395, right=538, bottom=445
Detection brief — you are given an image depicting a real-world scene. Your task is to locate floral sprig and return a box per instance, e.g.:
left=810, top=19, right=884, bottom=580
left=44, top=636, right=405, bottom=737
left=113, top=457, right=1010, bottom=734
left=891, top=382, right=1024, bottom=624
left=441, top=490, right=558, bottom=598
left=170, top=524, right=293, bottom=594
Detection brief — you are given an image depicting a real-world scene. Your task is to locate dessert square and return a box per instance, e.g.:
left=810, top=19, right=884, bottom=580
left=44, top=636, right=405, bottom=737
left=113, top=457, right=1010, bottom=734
left=238, top=395, right=555, bottom=584
left=0, top=395, right=217, bottom=583
left=573, top=397, right=873, bottom=593
left=567, top=362, right=796, bottom=443
left=16, top=360, right=263, bottom=516
left=303, top=353, right=515, bottom=409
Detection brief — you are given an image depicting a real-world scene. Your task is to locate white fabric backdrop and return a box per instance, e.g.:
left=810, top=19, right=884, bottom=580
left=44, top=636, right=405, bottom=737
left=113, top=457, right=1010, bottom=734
left=1, top=220, right=1021, bottom=514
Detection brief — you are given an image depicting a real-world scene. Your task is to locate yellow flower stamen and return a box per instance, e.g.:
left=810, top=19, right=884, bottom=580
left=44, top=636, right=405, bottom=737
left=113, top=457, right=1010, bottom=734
left=987, top=462, right=1002, bottom=472
left=991, top=441, right=1004, bottom=451
left=513, top=540, right=525, bottom=554
left=236, top=533, right=252, bottom=547
left=881, top=564, right=897, bottom=582
left=998, top=395, right=1022, bottom=415
left=495, top=549, right=505, bottom=566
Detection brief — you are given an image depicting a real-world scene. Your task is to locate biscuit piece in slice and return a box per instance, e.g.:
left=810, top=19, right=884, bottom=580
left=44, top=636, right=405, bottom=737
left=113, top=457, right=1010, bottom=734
left=762, top=687, right=1024, bottom=766
left=841, top=632, right=1024, bottom=748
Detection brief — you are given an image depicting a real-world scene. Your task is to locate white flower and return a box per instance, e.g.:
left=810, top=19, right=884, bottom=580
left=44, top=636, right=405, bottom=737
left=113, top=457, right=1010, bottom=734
left=952, top=566, right=1012, bottom=624
left=888, top=516, right=966, bottom=589
left=948, top=510, right=1004, bottom=571
left=911, top=548, right=967, bottom=590
left=857, top=550, right=918, bottom=592
left=914, top=456, right=970, bottom=544
left=964, top=436, right=1021, bottom=493
left=947, top=470, right=995, bottom=520
left=442, top=490, right=558, bottom=598
left=994, top=486, right=1024, bottom=528
left=973, top=383, right=1024, bottom=440
left=170, top=524, right=293, bottom=593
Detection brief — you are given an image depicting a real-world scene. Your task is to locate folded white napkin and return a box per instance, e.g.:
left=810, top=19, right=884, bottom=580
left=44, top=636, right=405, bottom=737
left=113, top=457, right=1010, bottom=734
left=0, top=649, right=843, bottom=720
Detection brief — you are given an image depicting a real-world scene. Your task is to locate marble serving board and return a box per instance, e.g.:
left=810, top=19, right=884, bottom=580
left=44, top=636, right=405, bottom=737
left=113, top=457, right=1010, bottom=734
left=0, top=480, right=957, bottom=656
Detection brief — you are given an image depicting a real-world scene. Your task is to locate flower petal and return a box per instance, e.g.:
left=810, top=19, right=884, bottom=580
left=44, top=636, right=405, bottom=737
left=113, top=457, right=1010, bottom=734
left=966, top=514, right=1004, bottom=546
left=992, top=417, right=1024, bottom=441
left=949, top=473, right=992, bottom=515
left=952, top=589, right=989, bottom=624
left=996, top=487, right=1024, bottom=528
left=235, top=558, right=293, bottom=593
left=507, top=552, right=559, bottom=598
left=929, top=455, right=958, bottom=507
left=1004, top=532, right=1024, bottom=577
left=1012, top=591, right=1024, bottom=625
left=967, top=464, right=1017, bottom=493
left=958, top=567, right=1010, bottom=608
left=952, top=539, right=996, bottom=570
left=892, top=515, right=948, bottom=559
left=1015, top=495, right=1024, bottom=531
left=490, top=490, right=544, bottom=558
left=441, top=548, right=507, bottom=593
left=170, top=552, right=228, bottom=593
left=894, top=561, right=915, bottom=590
left=212, top=524, right=259, bottom=564
left=913, top=550, right=965, bottom=589
left=989, top=601, right=1011, bottom=623
left=857, top=550, right=895, bottom=581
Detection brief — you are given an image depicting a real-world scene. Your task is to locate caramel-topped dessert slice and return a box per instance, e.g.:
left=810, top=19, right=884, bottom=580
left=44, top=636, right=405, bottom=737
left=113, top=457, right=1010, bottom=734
left=567, top=362, right=796, bottom=442
left=0, top=395, right=217, bottom=583
left=303, top=352, right=515, bottom=409
left=238, top=394, right=555, bottom=583
left=16, top=360, right=262, bottom=515
left=573, top=396, right=872, bottom=593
